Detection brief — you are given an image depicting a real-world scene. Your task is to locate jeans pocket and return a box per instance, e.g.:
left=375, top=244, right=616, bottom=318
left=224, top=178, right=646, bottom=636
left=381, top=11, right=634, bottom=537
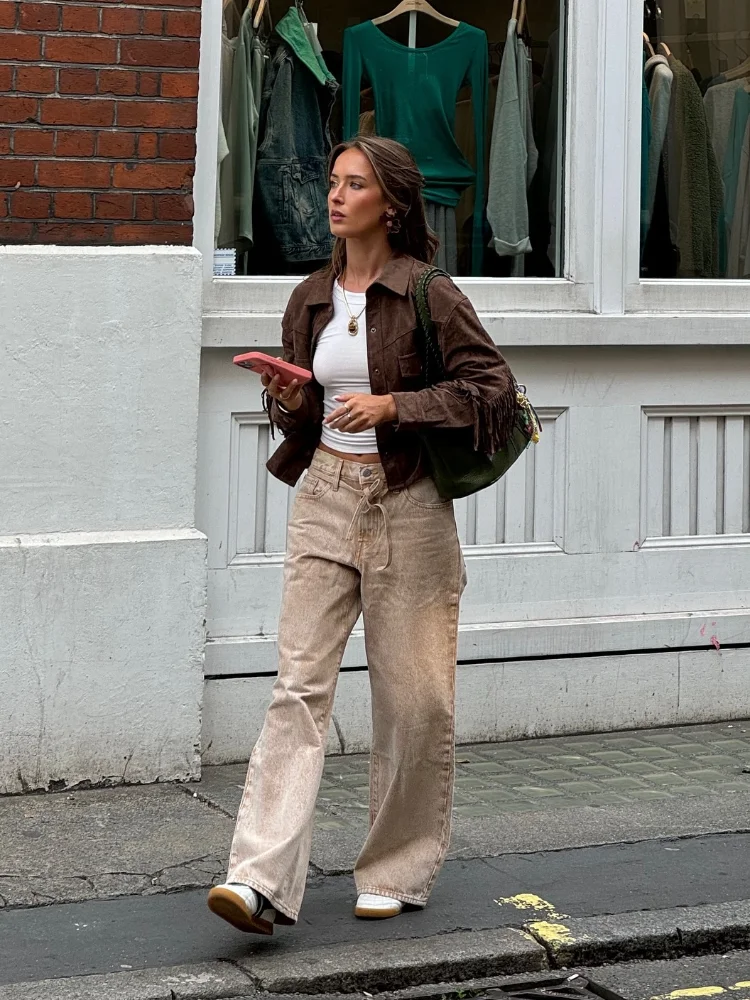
left=404, top=476, right=452, bottom=509
left=297, top=472, right=331, bottom=500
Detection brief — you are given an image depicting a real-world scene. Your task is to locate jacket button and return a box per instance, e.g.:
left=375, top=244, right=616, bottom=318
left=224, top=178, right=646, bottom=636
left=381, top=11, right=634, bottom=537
left=370, top=327, right=376, bottom=334
left=374, top=367, right=380, bottom=374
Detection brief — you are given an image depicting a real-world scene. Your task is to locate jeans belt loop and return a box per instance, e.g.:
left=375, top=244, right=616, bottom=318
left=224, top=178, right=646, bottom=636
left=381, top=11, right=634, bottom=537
left=332, top=458, right=343, bottom=492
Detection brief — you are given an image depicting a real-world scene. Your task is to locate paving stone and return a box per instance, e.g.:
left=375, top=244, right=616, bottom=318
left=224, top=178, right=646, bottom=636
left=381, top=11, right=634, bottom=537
left=681, top=768, right=726, bottom=781
left=660, top=758, right=708, bottom=772
left=706, top=739, right=750, bottom=751
left=590, top=751, right=637, bottom=763
left=629, top=747, right=679, bottom=760
left=628, top=790, right=674, bottom=801
left=584, top=792, right=631, bottom=806
left=618, top=762, right=664, bottom=775
left=604, top=738, right=652, bottom=749
left=694, top=754, right=745, bottom=767
left=453, top=804, right=495, bottom=817
left=641, top=733, right=689, bottom=745
left=665, top=742, right=713, bottom=753
left=513, top=786, right=565, bottom=798
left=472, top=789, right=519, bottom=802
left=571, top=765, right=621, bottom=777
left=599, top=777, right=648, bottom=789
left=641, top=772, right=687, bottom=786
left=530, top=768, right=579, bottom=781
left=558, top=781, right=604, bottom=794
left=462, top=761, right=513, bottom=774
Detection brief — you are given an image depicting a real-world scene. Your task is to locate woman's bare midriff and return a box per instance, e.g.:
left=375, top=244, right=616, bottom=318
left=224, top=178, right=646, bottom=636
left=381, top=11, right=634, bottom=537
left=318, top=441, right=381, bottom=464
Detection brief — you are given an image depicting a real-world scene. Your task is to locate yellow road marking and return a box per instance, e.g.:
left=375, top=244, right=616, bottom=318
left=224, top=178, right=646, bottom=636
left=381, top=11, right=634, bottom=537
left=526, top=920, right=576, bottom=946
left=495, top=893, right=570, bottom=920
left=652, top=984, right=750, bottom=1000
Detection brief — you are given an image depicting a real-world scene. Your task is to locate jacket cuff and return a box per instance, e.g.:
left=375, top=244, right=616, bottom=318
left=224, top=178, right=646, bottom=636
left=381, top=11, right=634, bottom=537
left=391, top=391, right=423, bottom=431
left=271, top=393, right=308, bottom=433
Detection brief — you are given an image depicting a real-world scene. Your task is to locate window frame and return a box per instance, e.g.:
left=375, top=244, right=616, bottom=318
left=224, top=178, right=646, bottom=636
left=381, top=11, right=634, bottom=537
left=193, top=0, right=604, bottom=338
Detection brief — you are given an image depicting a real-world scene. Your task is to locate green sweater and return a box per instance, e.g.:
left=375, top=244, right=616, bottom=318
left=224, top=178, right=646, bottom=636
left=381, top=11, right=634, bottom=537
left=342, top=20, right=488, bottom=275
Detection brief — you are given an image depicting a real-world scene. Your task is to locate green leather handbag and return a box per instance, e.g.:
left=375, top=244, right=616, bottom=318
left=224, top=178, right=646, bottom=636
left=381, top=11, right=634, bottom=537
left=414, top=266, right=541, bottom=501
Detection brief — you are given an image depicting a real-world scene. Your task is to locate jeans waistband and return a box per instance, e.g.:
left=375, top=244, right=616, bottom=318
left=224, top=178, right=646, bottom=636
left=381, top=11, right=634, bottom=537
left=309, top=448, right=384, bottom=489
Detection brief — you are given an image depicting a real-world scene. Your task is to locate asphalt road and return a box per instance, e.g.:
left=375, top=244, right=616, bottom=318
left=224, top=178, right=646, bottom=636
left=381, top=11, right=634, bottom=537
left=580, top=950, right=750, bottom=1000
left=2, top=832, right=750, bottom=986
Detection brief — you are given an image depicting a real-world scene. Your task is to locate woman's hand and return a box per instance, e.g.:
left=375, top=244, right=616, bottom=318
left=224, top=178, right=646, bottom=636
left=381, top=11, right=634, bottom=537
left=262, top=372, right=303, bottom=412
left=325, top=393, right=397, bottom=432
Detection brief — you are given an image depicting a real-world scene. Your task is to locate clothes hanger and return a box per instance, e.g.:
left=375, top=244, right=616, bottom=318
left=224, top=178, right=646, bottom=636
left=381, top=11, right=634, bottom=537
left=643, top=32, right=655, bottom=58
left=252, top=0, right=269, bottom=31
left=658, top=41, right=671, bottom=57
left=517, top=0, right=527, bottom=35
left=724, top=50, right=750, bottom=81
left=511, top=0, right=519, bottom=21
left=372, top=0, right=459, bottom=30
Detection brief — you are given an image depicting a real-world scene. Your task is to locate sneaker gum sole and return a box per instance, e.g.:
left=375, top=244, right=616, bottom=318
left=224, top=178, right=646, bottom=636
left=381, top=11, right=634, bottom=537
left=207, top=886, right=274, bottom=935
left=354, top=901, right=403, bottom=919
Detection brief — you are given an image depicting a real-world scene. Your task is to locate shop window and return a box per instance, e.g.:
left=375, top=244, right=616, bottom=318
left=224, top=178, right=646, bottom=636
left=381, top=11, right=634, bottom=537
left=213, top=0, right=566, bottom=279
left=641, top=0, right=750, bottom=280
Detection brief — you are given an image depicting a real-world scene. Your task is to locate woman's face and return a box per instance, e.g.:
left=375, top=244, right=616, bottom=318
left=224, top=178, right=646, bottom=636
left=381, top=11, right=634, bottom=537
left=328, top=148, right=392, bottom=241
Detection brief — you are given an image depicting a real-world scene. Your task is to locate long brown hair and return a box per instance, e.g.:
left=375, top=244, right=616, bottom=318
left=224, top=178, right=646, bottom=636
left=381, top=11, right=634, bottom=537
left=328, top=136, right=439, bottom=276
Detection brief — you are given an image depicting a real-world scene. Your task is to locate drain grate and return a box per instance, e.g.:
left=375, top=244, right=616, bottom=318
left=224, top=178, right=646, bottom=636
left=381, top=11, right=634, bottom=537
left=482, top=975, right=627, bottom=1000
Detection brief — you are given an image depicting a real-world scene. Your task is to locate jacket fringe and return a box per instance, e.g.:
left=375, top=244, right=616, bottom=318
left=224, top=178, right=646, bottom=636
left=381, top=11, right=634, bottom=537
left=261, top=388, right=277, bottom=441
left=446, top=379, right=518, bottom=456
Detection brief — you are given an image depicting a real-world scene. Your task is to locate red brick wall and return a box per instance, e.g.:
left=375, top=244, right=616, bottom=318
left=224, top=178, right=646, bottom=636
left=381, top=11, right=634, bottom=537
left=0, top=0, right=201, bottom=245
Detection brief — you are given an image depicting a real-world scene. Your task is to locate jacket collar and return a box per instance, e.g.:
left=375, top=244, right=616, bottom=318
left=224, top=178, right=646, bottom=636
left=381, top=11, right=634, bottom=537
left=275, top=7, right=336, bottom=87
left=303, top=254, right=415, bottom=306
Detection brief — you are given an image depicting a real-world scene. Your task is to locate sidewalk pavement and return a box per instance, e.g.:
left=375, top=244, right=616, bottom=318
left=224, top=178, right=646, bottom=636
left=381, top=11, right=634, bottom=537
left=2, top=720, right=750, bottom=996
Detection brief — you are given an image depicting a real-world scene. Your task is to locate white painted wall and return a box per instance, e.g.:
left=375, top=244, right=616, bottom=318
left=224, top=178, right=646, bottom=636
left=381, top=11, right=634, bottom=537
left=0, top=248, right=207, bottom=794
left=197, top=334, right=750, bottom=765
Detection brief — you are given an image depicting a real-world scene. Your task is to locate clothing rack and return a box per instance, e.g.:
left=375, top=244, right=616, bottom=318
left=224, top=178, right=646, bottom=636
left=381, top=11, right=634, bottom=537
left=665, top=31, right=750, bottom=44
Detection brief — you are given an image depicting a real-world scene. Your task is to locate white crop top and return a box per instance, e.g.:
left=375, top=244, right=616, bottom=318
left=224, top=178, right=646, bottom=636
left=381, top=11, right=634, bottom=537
left=313, top=282, right=379, bottom=455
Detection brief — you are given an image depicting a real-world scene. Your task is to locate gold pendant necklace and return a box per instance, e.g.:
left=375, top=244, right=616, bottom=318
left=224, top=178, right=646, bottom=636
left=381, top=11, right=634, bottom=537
left=341, top=277, right=366, bottom=336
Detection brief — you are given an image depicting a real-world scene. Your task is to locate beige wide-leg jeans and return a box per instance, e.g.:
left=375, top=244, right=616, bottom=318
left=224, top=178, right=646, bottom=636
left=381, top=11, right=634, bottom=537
left=227, top=448, right=467, bottom=922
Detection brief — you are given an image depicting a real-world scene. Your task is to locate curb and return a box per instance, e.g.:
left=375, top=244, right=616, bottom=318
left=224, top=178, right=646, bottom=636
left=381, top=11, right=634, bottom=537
left=524, top=899, right=750, bottom=968
left=0, top=962, right=256, bottom=1000
left=239, top=928, right=547, bottom=994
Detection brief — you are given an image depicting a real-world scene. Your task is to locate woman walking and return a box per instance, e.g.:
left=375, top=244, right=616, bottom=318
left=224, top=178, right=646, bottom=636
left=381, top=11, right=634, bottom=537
left=208, top=136, right=516, bottom=934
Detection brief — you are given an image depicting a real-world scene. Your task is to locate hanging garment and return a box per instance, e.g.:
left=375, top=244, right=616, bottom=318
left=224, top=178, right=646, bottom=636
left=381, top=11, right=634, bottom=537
left=704, top=79, right=745, bottom=176
left=723, top=90, right=750, bottom=279
left=662, top=56, right=722, bottom=279
left=641, top=61, right=652, bottom=251
left=487, top=19, right=533, bottom=261
left=216, top=119, right=229, bottom=245
left=255, top=6, right=338, bottom=265
left=216, top=19, right=237, bottom=248
left=528, top=28, right=561, bottom=276
left=644, top=55, right=672, bottom=223
left=220, top=9, right=267, bottom=249
left=727, top=116, right=750, bottom=278
left=425, top=201, right=458, bottom=274
left=342, top=20, right=488, bottom=275
left=516, top=32, right=538, bottom=189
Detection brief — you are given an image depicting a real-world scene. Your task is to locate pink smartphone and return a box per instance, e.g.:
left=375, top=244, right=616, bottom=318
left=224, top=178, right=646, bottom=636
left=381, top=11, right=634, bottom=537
left=233, top=352, right=312, bottom=389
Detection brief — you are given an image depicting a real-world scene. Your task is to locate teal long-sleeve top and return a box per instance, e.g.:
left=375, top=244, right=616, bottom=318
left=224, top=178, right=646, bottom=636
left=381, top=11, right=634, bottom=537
left=342, top=20, right=489, bottom=275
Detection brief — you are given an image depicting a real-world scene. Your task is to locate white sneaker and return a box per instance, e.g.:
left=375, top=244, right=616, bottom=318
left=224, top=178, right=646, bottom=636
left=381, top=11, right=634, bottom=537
left=354, top=892, right=404, bottom=919
left=207, top=882, right=276, bottom=935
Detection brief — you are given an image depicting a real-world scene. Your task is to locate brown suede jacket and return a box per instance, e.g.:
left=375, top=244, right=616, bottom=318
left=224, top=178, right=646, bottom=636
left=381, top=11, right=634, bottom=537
left=266, top=253, right=517, bottom=490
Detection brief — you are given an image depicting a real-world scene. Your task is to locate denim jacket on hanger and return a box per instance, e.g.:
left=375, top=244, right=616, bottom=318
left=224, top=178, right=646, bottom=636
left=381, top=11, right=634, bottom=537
left=255, top=7, right=339, bottom=266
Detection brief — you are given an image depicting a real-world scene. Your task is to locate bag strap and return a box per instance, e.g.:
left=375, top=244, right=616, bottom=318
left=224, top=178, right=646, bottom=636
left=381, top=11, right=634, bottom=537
left=414, top=265, right=451, bottom=387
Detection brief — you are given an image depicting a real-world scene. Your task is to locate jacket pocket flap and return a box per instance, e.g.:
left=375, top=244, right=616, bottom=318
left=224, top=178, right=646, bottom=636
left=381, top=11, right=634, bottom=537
left=398, top=352, right=423, bottom=377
